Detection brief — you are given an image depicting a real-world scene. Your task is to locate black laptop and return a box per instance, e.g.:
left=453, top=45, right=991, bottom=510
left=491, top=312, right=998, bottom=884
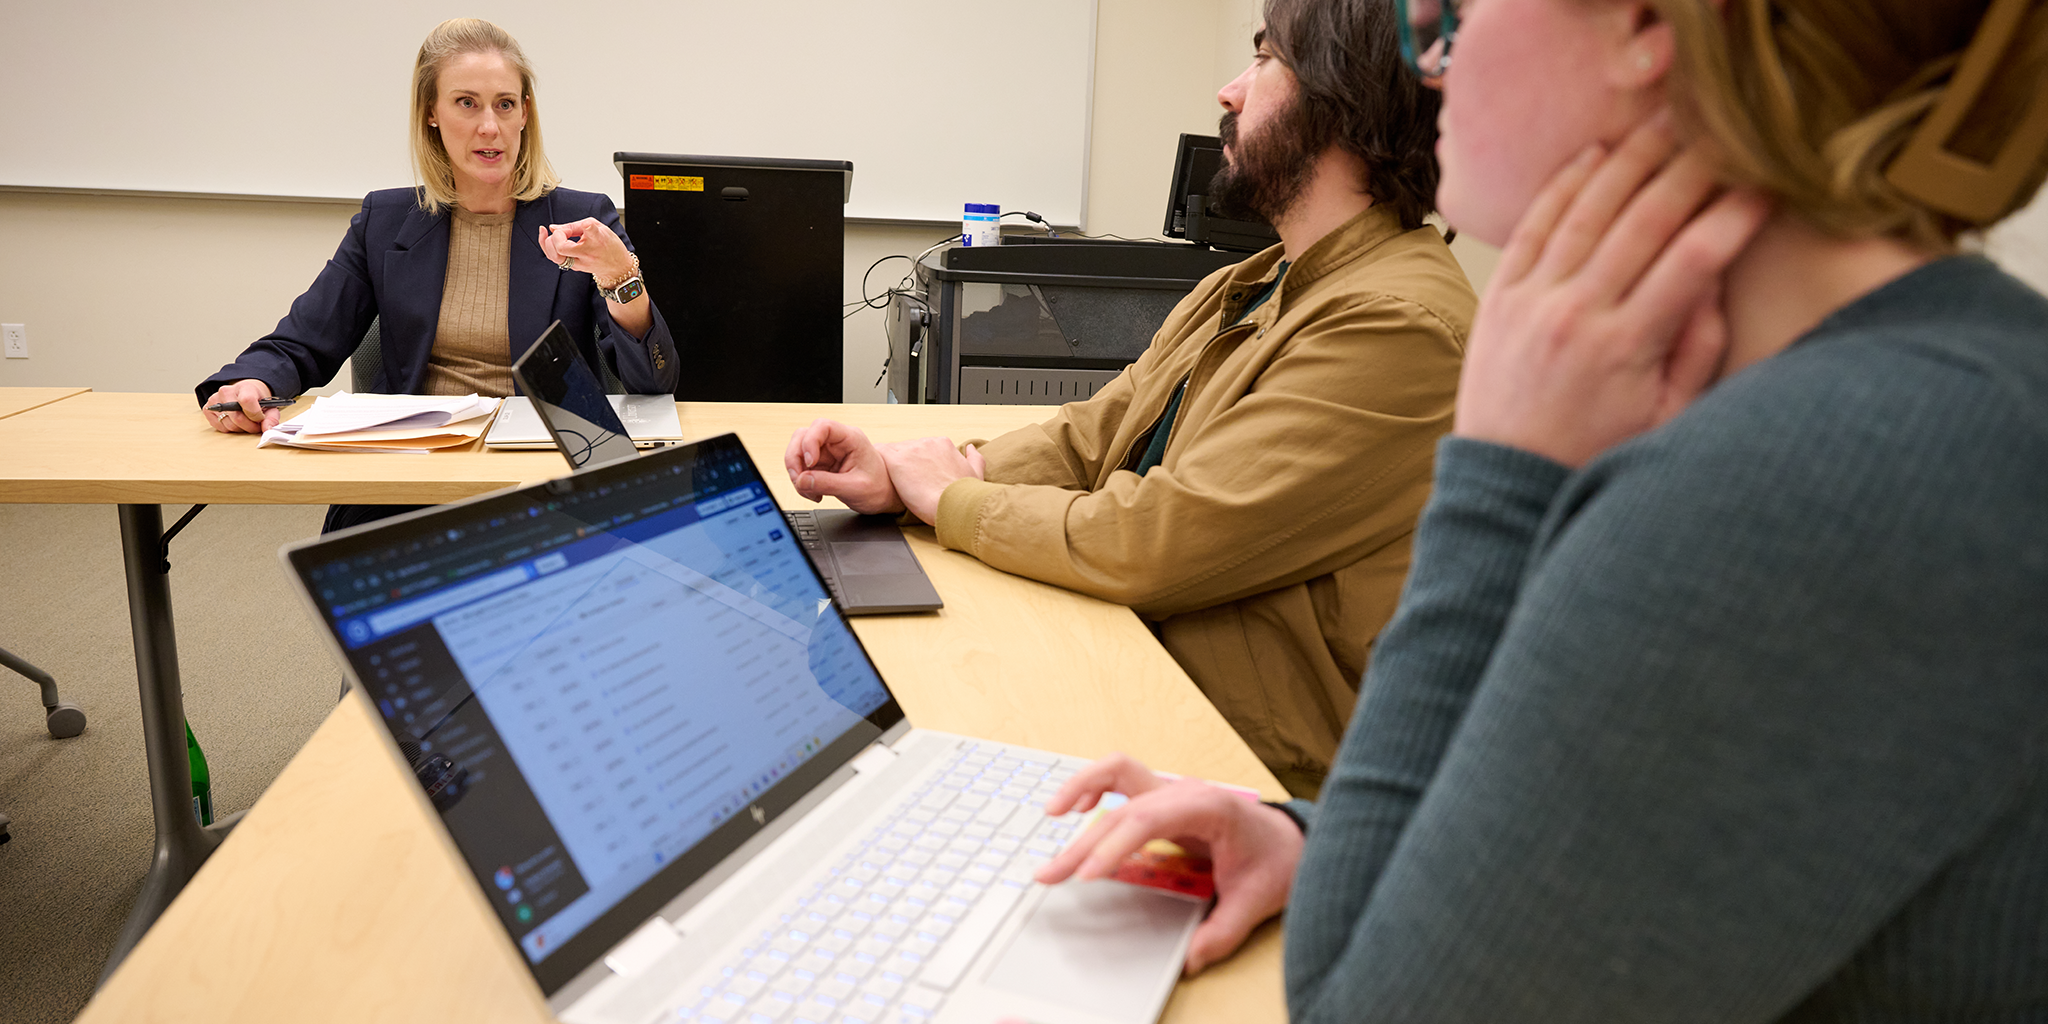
left=511, top=321, right=943, bottom=615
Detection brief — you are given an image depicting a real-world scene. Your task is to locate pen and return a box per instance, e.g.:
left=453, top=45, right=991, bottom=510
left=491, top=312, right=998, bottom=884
left=206, top=397, right=297, bottom=412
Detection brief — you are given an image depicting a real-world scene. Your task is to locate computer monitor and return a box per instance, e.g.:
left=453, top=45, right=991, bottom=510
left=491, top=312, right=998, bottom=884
left=1160, top=133, right=1280, bottom=254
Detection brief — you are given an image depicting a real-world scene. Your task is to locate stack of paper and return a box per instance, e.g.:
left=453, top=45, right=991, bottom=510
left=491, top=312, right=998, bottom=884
left=258, top=393, right=503, bottom=453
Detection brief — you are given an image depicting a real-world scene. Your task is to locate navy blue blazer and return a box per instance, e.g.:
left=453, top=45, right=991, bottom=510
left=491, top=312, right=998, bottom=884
left=195, top=186, right=681, bottom=403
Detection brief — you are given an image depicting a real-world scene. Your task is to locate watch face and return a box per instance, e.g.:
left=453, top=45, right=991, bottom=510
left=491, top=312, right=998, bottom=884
left=611, top=278, right=645, bottom=303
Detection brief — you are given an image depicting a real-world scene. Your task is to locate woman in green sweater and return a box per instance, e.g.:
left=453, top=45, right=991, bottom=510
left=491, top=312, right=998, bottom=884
left=1037, top=0, right=2048, bottom=1018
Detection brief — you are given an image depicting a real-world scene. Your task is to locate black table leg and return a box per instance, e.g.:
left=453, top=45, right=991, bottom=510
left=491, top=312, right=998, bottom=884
left=98, top=503, right=236, bottom=983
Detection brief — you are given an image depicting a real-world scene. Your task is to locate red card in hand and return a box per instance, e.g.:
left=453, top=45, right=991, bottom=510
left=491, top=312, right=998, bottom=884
left=1109, top=840, right=1215, bottom=900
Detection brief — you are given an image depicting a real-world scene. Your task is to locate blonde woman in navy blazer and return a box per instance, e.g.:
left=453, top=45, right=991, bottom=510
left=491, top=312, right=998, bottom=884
left=196, top=19, right=679, bottom=436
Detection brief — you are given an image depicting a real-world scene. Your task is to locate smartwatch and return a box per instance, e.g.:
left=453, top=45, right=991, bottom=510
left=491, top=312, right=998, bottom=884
left=598, top=251, right=645, bottom=304
left=598, top=275, right=644, bottom=304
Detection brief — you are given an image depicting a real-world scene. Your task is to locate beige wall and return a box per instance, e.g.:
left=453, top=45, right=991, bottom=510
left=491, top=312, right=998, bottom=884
left=1985, top=184, right=2048, bottom=287
left=0, top=192, right=358, bottom=394
left=1083, top=0, right=1254, bottom=243
left=1, top=0, right=2040, bottom=399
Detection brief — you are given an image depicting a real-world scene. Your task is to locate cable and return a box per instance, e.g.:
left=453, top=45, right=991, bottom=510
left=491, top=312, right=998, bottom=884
left=1069, top=229, right=1171, bottom=243
left=856, top=254, right=916, bottom=311
left=913, top=233, right=964, bottom=267
left=1001, top=210, right=1058, bottom=237
left=841, top=226, right=976, bottom=324
left=843, top=217, right=1175, bottom=326
left=999, top=211, right=1171, bottom=245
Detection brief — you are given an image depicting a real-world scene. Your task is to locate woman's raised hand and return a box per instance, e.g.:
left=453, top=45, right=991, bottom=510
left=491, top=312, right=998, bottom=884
left=538, top=217, right=635, bottom=286
left=1453, top=113, right=1772, bottom=468
left=201, top=378, right=277, bottom=434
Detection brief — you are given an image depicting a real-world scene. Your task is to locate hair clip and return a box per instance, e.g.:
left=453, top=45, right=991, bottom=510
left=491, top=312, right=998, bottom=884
left=1886, top=0, right=2048, bottom=222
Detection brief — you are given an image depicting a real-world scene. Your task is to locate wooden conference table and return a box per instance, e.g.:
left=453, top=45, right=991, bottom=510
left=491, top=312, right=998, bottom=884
left=0, top=393, right=1289, bottom=1024
left=0, top=385, right=91, bottom=420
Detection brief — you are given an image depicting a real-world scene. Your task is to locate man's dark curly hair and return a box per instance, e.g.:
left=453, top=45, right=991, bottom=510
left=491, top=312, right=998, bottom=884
left=1261, top=0, right=1443, bottom=230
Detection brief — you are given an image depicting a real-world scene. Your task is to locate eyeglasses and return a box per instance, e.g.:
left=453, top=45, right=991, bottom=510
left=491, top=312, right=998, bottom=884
left=1394, top=0, right=1460, bottom=81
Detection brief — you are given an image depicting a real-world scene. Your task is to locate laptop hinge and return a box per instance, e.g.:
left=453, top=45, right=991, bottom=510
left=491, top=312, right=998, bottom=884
left=603, top=916, right=682, bottom=979
left=849, top=742, right=899, bottom=775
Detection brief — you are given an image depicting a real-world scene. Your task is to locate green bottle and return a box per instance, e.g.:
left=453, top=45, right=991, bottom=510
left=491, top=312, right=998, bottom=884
left=185, top=721, right=214, bottom=826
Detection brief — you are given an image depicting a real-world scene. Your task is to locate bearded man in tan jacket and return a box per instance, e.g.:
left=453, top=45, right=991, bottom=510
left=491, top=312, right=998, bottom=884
left=787, top=0, right=1474, bottom=797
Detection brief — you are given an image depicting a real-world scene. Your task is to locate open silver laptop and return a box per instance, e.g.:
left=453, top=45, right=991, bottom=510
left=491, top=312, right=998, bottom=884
left=279, top=433, right=1203, bottom=1024
left=484, top=395, right=685, bottom=450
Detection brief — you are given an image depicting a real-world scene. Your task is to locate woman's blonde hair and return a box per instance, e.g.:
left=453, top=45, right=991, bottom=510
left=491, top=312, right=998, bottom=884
left=408, top=18, right=559, bottom=214
left=1658, top=0, right=2048, bottom=249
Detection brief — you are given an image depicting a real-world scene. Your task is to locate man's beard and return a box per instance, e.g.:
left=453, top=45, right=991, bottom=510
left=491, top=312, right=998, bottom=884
left=1209, top=96, right=1318, bottom=225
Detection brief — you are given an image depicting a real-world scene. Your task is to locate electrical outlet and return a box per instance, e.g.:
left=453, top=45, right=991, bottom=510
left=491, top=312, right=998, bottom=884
left=2, top=324, right=26, bottom=359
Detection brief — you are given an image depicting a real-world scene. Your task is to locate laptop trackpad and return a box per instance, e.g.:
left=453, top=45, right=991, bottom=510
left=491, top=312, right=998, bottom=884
left=981, top=881, right=1202, bottom=1021
left=829, top=540, right=920, bottom=575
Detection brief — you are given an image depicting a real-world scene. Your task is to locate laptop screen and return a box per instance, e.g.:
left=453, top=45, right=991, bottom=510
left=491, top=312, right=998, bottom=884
left=284, top=435, right=903, bottom=994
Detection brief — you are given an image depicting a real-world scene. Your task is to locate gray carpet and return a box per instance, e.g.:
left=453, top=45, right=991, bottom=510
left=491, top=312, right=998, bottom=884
left=0, top=503, right=339, bottom=1024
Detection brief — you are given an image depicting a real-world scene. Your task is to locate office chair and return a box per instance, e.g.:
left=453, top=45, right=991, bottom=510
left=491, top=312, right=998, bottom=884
left=0, top=646, right=87, bottom=846
left=350, top=318, right=385, bottom=393
left=349, top=316, right=629, bottom=396
left=0, top=647, right=86, bottom=740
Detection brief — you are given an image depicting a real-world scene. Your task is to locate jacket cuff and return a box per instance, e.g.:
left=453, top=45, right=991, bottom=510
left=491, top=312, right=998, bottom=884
left=934, top=477, right=1004, bottom=552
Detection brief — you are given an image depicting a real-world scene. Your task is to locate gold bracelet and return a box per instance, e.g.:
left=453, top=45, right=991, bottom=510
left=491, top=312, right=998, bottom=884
left=595, top=251, right=642, bottom=292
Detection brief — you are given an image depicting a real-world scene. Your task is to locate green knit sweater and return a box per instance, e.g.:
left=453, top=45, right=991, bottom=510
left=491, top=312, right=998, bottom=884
left=1284, top=256, right=2048, bottom=1022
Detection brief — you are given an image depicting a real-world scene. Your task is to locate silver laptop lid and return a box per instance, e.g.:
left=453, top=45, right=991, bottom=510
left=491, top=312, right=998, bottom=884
left=280, top=435, right=907, bottom=997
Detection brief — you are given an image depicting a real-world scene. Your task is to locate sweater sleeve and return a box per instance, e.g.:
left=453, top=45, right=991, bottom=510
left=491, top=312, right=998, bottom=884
left=1283, top=347, right=2048, bottom=1022
left=1280, top=436, right=1567, bottom=987
left=934, top=294, right=1464, bottom=617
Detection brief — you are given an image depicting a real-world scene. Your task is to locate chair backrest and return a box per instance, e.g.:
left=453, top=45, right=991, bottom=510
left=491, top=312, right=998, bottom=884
left=351, top=316, right=627, bottom=395
left=350, top=318, right=383, bottom=393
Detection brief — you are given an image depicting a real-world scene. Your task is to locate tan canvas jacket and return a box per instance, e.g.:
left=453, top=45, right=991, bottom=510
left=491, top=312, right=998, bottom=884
left=933, top=206, right=1474, bottom=796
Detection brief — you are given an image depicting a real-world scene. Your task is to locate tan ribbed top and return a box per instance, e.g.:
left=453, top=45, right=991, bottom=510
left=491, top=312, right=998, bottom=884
left=421, top=207, right=516, bottom=397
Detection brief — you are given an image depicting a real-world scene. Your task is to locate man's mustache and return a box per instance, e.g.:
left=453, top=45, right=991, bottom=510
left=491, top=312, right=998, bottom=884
left=1218, top=111, right=1238, bottom=149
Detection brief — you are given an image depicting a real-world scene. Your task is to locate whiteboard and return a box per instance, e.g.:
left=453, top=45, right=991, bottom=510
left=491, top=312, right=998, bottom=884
left=0, top=0, right=1095, bottom=223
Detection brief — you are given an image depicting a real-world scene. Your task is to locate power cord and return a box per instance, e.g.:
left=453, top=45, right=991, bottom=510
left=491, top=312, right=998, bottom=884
left=999, top=212, right=1171, bottom=245
left=846, top=253, right=919, bottom=319
left=1001, top=210, right=1058, bottom=237
left=1070, top=229, right=1170, bottom=242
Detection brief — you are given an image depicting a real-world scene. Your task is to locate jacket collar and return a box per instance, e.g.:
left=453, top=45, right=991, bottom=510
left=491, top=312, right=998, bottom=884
left=392, top=192, right=448, bottom=251
left=381, top=200, right=451, bottom=391
left=382, top=190, right=565, bottom=389
left=510, top=190, right=563, bottom=362
left=1217, top=204, right=1408, bottom=326
left=400, top=190, right=566, bottom=357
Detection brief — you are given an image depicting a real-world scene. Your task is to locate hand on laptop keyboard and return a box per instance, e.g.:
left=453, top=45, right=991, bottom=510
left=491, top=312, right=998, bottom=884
left=1034, top=753, right=1305, bottom=975
left=681, top=743, right=1084, bottom=1024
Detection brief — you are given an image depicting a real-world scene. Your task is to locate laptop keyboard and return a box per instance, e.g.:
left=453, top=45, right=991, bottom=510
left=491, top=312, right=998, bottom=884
left=782, top=511, right=843, bottom=603
left=676, top=742, right=1085, bottom=1024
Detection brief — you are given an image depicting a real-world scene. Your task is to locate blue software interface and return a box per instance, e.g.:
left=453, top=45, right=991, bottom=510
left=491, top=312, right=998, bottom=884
left=303, top=446, right=892, bottom=964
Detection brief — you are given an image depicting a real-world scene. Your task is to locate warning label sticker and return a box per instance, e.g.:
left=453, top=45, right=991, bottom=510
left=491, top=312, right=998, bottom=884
left=628, top=175, right=704, bottom=191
